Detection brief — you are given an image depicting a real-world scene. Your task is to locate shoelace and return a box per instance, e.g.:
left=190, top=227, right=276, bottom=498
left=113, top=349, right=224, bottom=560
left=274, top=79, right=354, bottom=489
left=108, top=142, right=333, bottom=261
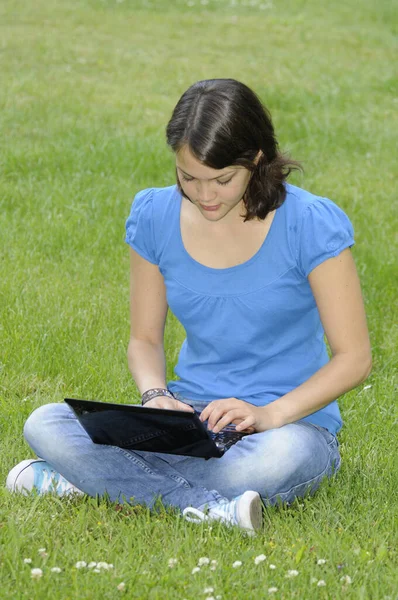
left=37, top=464, right=83, bottom=496
left=40, top=465, right=74, bottom=494
left=182, top=507, right=210, bottom=523
left=40, top=467, right=60, bottom=492
left=183, top=498, right=238, bottom=525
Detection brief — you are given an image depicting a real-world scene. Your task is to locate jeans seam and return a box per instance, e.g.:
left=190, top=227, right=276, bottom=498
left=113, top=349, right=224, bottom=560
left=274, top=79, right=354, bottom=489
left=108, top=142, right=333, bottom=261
left=113, top=447, right=191, bottom=489
left=113, top=447, right=157, bottom=476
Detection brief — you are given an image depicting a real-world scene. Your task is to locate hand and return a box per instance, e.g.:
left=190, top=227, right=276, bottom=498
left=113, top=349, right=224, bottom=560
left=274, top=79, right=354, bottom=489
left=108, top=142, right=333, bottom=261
left=199, top=398, right=274, bottom=434
left=144, top=396, right=195, bottom=413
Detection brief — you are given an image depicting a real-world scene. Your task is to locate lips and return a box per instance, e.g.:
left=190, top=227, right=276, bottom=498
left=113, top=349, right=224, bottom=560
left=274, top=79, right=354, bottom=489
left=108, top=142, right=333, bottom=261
left=200, top=204, right=220, bottom=211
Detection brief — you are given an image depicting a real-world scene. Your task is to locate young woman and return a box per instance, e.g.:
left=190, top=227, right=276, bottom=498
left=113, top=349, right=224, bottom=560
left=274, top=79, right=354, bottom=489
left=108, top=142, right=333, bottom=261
left=7, top=79, right=372, bottom=534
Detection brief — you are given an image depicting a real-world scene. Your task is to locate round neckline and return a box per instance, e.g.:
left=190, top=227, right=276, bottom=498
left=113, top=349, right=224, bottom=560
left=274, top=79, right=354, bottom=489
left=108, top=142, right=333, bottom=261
left=176, top=188, right=282, bottom=273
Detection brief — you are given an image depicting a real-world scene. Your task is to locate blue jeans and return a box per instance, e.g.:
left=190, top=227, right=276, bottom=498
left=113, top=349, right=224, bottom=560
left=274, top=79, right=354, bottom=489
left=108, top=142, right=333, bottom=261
left=23, top=397, right=341, bottom=512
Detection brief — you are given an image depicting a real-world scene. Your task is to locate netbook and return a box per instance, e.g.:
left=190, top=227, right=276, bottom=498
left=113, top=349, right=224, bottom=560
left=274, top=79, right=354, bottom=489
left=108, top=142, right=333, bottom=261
left=65, top=398, right=247, bottom=460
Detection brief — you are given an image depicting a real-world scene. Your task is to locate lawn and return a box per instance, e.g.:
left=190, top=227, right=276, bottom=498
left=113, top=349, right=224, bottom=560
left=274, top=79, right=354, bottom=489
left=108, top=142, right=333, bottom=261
left=0, top=0, right=397, bottom=598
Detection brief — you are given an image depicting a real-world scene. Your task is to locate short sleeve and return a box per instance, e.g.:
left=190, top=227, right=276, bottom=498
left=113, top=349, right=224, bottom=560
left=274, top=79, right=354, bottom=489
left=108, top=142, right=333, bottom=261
left=298, top=197, right=355, bottom=277
left=125, top=188, right=158, bottom=265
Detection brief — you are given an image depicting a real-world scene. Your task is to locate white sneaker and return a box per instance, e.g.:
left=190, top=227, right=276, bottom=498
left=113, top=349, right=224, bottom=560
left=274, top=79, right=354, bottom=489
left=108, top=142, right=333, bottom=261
left=6, top=459, right=83, bottom=497
left=182, top=490, right=263, bottom=534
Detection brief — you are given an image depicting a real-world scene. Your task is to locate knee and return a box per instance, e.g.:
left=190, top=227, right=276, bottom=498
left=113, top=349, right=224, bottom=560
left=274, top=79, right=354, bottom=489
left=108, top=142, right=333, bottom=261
left=24, top=403, right=68, bottom=445
left=256, top=424, right=336, bottom=503
left=265, top=424, right=329, bottom=471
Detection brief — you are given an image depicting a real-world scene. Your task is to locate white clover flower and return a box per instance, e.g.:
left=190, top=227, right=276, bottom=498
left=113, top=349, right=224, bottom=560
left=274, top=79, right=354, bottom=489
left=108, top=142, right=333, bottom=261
left=317, top=558, right=327, bottom=565
left=205, top=597, right=215, bottom=600
left=192, top=567, right=201, bottom=574
left=269, top=564, right=276, bottom=569
left=75, top=561, right=87, bottom=569
left=310, top=577, right=318, bottom=584
left=286, top=569, right=299, bottom=577
left=117, top=582, right=126, bottom=591
left=168, top=558, right=178, bottom=568
left=38, top=548, right=46, bottom=553
left=88, top=562, right=97, bottom=569
left=93, top=568, right=101, bottom=573
left=254, top=554, right=266, bottom=564
left=210, top=559, right=217, bottom=571
left=215, top=596, right=222, bottom=600
left=24, top=558, right=32, bottom=564
left=51, top=567, right=62, bottom=573
left=31, top=568, right=43, bottom=579
left=340, top=575, right=352, bottom=584
left=198, top=557, right=210, bottom=566
left=232, top=560, right=242, bottom=568
left=317, top=580, right=326, bottom=587
left=97, top=561, right=112, bottom=570
left=204, top=588, right=214, bottom=594
left=268, top=588, right=278, bottom=594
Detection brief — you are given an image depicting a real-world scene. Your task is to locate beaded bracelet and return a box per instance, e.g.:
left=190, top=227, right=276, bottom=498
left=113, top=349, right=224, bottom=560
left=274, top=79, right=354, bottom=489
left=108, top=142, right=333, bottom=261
left=141, top=388, right=176, bottom=406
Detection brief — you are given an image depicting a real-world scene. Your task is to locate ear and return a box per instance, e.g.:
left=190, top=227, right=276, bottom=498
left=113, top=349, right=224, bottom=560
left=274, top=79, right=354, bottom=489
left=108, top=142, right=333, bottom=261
left=254, top=150, right=263, bottom=165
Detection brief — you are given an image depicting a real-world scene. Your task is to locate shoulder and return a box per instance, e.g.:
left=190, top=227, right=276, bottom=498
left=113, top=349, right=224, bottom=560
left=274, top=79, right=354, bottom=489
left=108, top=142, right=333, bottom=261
left=284, top=183, right=354, bottom=233
left=125, top=185, right=180, bottom=265
left=133, top=184, right=179, bottom=206
left=284, top=183, right=337, bottom=213
left=127, top=184, right=179, bottom=225
left=283, top=185, right=355, bottom=277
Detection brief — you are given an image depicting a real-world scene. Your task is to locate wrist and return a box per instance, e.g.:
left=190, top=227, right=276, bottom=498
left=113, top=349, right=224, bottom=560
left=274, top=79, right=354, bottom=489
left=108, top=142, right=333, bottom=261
left=141, top=388, right=175, bottom=406
left=259, top=403, right=285, bottom=430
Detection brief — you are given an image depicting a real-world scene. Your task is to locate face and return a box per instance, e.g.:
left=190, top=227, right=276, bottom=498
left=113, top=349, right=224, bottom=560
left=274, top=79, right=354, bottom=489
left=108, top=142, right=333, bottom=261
left=175, top=145, right=253, bottom=224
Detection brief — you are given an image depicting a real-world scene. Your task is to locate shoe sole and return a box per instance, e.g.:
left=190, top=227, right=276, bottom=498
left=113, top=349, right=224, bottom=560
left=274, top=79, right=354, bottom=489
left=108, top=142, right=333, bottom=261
left=237, top=490, right=263, bottom=532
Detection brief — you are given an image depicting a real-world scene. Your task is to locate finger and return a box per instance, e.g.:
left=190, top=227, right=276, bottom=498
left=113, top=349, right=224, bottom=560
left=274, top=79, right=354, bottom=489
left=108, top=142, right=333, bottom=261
left=199, top=403, right=214, bottom=422
left=207, top=408, right=229, bottom=431
left=210, top=409, right=242, bottom=433
left=235, top=417, right=254, bottom=432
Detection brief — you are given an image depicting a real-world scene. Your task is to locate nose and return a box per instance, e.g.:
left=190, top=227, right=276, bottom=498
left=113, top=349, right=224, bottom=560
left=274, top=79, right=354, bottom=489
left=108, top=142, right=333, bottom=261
left=196, top=181, right=216, bottom=204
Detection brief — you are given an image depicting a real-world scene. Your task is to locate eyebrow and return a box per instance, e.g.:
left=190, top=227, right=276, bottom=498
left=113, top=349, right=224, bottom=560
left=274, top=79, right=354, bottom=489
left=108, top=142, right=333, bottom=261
left=176, top=167, right=235, bottom=181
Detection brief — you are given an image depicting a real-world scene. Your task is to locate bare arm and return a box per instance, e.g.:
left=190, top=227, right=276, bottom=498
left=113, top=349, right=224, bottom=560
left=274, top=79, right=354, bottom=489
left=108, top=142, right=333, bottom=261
left=200, top=248, right=372, bottom=433
left=263, top=247, right=372, bottom=428
left=127, top=248, right=193, bottom=412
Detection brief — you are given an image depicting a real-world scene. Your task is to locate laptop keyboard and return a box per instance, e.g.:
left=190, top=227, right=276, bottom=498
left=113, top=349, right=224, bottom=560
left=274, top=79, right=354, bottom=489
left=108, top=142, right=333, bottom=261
left=193, top=411, right=247, bottom=453
left=210, top=428, right=247, bottom=453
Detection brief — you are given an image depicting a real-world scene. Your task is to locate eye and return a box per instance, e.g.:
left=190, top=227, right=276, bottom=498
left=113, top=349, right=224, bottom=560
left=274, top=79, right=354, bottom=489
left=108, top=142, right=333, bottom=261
left=181, top=175, right=194, bottom=182
left=217, top=178, right=233, bottom=186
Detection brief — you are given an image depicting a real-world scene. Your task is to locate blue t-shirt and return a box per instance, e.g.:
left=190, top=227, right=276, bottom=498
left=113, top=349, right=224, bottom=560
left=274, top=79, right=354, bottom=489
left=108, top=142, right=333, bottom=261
left=125, top=183, right=355, bottom=435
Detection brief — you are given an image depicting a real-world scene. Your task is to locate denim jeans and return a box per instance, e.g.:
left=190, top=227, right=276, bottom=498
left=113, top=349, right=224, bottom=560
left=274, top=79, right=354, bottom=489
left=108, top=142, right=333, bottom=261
left=23, top=396, right=341, bottom=512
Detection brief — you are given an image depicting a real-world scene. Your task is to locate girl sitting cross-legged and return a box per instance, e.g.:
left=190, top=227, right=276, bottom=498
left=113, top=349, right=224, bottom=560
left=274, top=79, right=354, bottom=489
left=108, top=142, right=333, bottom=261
left=7, top=79, right=372, bottom=534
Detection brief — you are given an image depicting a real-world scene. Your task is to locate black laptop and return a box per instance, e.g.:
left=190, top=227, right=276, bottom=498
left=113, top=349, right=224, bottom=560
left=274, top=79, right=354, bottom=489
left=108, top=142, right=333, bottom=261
left=65, top=398, right=248, bottom=459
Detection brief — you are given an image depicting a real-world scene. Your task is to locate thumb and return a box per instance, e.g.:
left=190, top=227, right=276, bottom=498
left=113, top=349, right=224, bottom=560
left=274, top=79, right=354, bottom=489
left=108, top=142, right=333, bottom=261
left=235, top=418, right=255, bottom=432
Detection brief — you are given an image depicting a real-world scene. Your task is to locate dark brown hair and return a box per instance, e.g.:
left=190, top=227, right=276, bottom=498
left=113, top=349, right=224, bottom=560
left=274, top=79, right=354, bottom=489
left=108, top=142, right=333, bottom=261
left=166, top=78, right=302, bottom=221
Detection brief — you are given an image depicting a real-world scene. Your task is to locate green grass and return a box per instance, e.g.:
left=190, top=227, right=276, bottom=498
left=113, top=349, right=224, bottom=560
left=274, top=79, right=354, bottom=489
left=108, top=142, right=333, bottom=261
left=0, top=0, right=397, bottom=597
